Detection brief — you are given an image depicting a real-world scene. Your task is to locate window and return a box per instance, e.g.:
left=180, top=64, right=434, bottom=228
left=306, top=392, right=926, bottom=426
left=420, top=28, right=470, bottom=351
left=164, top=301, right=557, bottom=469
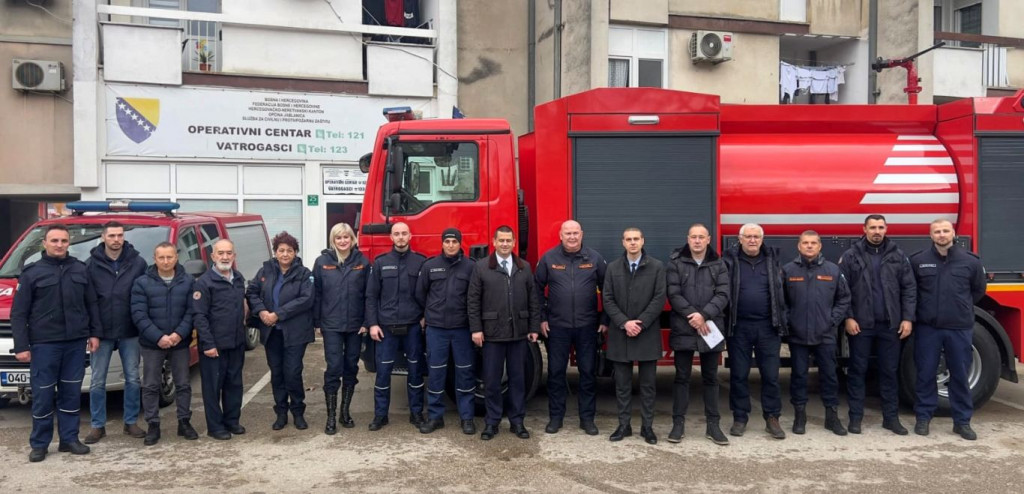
left=225, top=223, right=271, bottom=281
left=244, top=200, right=302, bottom=244
left=957, top=3, right=982, bottom=48
left=199, top=223, right=220, bottom=261
left=384, top=141, right=480, bottom=216
left=176, top=227, right=202, bottom=263
left=608, top=26, right=666, bottom=88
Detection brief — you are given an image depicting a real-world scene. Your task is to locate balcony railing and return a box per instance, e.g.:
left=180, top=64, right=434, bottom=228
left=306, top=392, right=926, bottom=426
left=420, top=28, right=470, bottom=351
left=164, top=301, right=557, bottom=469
left=96, top=4, right=436, bottom=76
left=935, top=31, right=1023, bottom=89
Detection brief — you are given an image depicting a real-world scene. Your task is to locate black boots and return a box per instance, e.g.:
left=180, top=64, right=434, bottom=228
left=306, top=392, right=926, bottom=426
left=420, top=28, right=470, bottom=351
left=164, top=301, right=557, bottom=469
left=339, top=385, right=355, bottom=429
left=793, top=405, right=807, bottom=435
left=178, top=418, right=199, bottom=440
left=667, top=419, right=684, bottom=443
left=825, top=407, right=848, bottom=436
left=144, top=422, right=161, bottom=446
left=325, top=392, right=338, bottom=435
left=706, top=421, right=729, bottom=445
left=273, top=413, right=289, bottom=431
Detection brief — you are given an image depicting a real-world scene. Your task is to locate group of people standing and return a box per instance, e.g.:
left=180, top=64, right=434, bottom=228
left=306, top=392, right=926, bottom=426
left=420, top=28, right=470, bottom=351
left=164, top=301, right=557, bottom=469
left=10, top=213, right=986, bottom=462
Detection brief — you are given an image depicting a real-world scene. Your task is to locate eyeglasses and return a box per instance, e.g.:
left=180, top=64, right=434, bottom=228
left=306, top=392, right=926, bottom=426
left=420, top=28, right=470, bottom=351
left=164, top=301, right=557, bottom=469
left=740, top=234, right=763, bottom=240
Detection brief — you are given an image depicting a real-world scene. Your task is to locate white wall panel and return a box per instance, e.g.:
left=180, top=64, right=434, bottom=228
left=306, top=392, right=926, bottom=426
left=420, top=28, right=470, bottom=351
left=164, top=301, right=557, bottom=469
left=177, top=164, right=238, bottom=194
left=106, top=163, right=170, bottom=194
left=367, top=44, right=434, bottom=97
left=102, top=23, right=182, bottom=85
left=221, top=27, right=362, bottom=80
left=243, top=165, right=303, bottom=195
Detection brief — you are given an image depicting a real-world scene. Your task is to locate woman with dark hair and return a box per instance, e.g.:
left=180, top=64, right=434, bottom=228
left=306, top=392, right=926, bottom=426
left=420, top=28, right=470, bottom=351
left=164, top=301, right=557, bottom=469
left=312, top=222, right=369, bottom=434
left=245, top=231, right=315, bottom=430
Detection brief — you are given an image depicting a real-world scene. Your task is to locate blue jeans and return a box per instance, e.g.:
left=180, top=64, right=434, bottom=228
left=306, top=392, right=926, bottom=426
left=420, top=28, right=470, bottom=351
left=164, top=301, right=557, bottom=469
left=29, top=338, right=86, bottom=449
left=727, top=322, right=782, bottom=421
left=322, top=330, right=362, bottom=394
left=373, top=324, right=424, bottom=418
left=90, top=336, right=141, bottom=428
left=425, top=326, right=475, bottom=421
left=847, top=325, right=901, bottom=420
left=790, top=342, right=839, bottom=408
left=546, top=326, right=598, bottom=422
left=914, top=325, right=973, bottom=424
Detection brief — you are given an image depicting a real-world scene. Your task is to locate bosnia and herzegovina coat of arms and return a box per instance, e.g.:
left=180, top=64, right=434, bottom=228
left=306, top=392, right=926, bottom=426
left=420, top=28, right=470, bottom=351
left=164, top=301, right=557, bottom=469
left=116, top=97, right=159, bottom=143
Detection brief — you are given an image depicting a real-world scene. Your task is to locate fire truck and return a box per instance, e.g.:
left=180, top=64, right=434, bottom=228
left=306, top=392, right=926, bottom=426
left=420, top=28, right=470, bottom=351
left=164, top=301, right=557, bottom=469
left=356, top=88, right=1024, bottom=414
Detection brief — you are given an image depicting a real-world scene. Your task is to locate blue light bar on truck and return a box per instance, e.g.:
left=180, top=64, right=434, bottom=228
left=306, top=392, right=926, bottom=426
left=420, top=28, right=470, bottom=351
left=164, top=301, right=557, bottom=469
left=383, top=106, right=415, bottom=122
left=67, top=200, right=181, bottom=213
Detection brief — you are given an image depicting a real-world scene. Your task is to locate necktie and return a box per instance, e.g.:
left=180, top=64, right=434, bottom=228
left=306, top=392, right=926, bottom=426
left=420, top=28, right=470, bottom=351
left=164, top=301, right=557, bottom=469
left=630, top=262, right=637, bottom=274
left=501, top=259, right=509, bottom=276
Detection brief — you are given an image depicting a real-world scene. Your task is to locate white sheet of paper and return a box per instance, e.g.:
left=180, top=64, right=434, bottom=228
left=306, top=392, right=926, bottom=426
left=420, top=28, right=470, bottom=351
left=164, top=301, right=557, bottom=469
left=702, top=320, right=725, bottom=348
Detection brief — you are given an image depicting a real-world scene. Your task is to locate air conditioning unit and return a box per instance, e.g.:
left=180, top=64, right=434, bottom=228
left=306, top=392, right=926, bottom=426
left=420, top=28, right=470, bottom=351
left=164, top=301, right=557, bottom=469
left=689, top=31, right=733, bottom=64
left=12, top=59, right=66, bottom=92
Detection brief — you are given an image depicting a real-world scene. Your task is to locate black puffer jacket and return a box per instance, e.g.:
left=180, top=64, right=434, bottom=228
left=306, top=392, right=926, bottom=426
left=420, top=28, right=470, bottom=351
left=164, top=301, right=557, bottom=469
left=534, top=245, right=607, bottom=330
left=11, top=253, right=101, bottom=352
left=667, top=245, right=730, bottom=352
left=86, top=242, right=148, bottom=340
left=722, top=244, right=788, bottom=336
left=782, top=255, right=852, bottom=345
left=467, top=253, right=541, bottom=342
left=312, top=248, right=369, bottom=332
left=246, top=258, right=315, bottom=347
left=131, top=264, right=194, bottom=350
left=838, top=237, right=917, bottom=329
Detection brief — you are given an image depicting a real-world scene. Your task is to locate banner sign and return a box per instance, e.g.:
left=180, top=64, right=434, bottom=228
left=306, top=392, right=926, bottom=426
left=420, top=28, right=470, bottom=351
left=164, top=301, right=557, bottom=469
left=106, top=84, right=428, bottom=161
left=323, top=166, right=368, bottom=195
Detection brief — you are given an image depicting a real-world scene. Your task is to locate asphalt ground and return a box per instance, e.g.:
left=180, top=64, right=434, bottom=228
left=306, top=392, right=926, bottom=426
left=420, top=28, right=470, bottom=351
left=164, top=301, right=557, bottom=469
left=2, top=337, right=1023, bottom=493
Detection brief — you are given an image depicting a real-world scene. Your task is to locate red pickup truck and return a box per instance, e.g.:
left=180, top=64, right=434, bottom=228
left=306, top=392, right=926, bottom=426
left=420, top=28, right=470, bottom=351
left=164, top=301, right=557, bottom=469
left=0, top=201, right=270, bottom=408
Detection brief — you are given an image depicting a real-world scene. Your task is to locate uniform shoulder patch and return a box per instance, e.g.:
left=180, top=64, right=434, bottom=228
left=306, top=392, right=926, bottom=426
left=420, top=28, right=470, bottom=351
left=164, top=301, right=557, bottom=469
left=193, top=290, right=202, bottom=300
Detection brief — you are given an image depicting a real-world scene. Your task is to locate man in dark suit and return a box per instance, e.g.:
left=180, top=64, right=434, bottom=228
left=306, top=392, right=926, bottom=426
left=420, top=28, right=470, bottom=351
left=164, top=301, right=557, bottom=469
left=467, top=225, right=541, bottom=441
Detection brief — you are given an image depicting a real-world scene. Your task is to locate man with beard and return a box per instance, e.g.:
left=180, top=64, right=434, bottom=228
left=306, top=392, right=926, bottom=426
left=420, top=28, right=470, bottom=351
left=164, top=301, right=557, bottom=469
left=838, top=215, right=916, bottom=435
left=911, top=219, right=986, bottom=440
left=192, top=239, right=248, bottom=440
left=84, top=221, right=148, bottom=444
left=365, top=222, right=426, bottom=431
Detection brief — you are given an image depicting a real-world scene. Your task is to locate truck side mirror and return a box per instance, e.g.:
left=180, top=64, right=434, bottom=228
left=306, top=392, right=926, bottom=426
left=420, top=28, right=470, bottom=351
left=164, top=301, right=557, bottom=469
left=183, top=259, right=207, bottom=277
left=358, top=152, right=372, bottom=173
left=389, top=192, right=402, bottom=214
left=387, top=146, right=404, bottom=193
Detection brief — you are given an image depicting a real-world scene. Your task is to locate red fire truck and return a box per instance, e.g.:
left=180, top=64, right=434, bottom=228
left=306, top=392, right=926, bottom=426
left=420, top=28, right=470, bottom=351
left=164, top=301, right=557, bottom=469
left=356, top=88, right=1024, bottom=413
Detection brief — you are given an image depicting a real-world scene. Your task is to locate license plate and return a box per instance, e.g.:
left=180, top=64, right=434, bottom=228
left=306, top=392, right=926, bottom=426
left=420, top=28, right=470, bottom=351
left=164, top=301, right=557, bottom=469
left=1, top=371, right=29, bottom=386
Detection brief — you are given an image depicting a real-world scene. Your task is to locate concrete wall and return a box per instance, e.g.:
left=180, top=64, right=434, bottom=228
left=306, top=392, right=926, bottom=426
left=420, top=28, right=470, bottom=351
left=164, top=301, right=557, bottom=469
left=670, top=0, right=778, bottom=19
left=457, top=0, right=530, bottom=136
left=610, top=0, right=667, bottom=25
left=934, top=46, right=986, bottom=96
left=670, top=30, right=780, bottom=103
left=0, top=2, right=75, bottom=195
left=875, top=0, right=931, bottom=103
left=0, top=1, right=72, bottom=39
left=808, top=0, right=863, bottom=36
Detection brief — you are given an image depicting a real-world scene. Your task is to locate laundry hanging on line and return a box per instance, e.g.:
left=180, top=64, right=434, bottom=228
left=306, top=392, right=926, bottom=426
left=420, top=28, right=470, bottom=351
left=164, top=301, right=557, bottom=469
left=780, top=61, right=846, bottom=102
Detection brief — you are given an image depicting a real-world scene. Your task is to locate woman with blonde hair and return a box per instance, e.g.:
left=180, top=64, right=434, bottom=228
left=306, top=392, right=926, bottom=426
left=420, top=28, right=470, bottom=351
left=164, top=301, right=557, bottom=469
left=312, top=223, right=370, bottom=434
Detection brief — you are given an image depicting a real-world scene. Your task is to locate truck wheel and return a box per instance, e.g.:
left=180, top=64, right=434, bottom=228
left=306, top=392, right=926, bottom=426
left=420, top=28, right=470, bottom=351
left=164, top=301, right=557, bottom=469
left=158, top=360, right=175, bottom=408
left=244, top=326, right=260, bottom=351
left=898, top=325, right=1001, bottom=414
left=470, top=341, right=543, bottom=416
